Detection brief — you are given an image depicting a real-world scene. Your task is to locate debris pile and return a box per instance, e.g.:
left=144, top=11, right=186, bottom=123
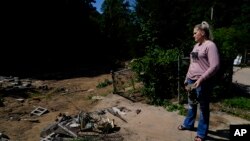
left=40, top=107, right=128, bottom=141
left=0, top=76, right=51, bottom=92
left=0, top=76, right=33, bottom=90
left=0, top=132, right=10, bottom=141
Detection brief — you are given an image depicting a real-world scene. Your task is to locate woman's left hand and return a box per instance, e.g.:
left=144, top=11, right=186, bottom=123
left=194, top=79, right=202, bottom=88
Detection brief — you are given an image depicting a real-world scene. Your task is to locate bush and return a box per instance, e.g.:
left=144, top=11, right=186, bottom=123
left=96, top=79, right=112, bottom=88
left=130, top=47, right=181, bottom=104
left=211, top=27, right=245, bottom=99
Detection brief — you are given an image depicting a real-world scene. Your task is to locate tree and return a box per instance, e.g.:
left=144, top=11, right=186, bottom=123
left=1, top=0, right=104, bottom=75
left=100, top=0, right=136, bottom=63
left=133, top=0, right=250, bottom=102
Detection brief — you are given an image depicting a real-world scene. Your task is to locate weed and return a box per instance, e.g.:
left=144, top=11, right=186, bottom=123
left=96, top=79, right=112, bottom=88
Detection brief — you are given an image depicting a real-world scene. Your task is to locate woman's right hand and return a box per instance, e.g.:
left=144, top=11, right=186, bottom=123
left=184, top=79, right=188, bottom=91
left=184, top=79, right=188, bottom=86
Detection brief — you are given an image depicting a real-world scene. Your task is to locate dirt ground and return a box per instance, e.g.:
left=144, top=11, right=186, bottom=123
left=0, top=68, right=250, bottom=141
left=0, top=73, right=114, bottom=141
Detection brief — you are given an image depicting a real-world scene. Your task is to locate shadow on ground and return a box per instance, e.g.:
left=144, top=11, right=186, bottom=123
left=233, top=83, right=250, bottom=96
left=188, top=128, right=230, bottom=141
left=0, top=62, right=114, bottom=80
left=211, top=82, right=250, bottom=104
left=207, top=129, right=230, bottom=141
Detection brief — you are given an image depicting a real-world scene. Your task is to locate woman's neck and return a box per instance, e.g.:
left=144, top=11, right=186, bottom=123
left=198, top=38, right=207, bottom=46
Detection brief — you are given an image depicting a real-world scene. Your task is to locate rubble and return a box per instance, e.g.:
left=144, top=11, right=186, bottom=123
left=0, top=76, right=32, bottom=91
left=0, top=75, right=50, bottom=92
left=40, top=107, right=128, bottom=140
left=0, top=132, right=10, bottom=141
left=30, top=106, right=48, bottom=116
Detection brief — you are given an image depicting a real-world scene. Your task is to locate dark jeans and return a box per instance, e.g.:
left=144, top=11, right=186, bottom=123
left=183, top=78, right=212, bottom=138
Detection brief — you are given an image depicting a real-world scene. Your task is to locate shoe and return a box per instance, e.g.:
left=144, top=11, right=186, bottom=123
left=194, top=136, right=204, bottom=141
left=177, top=125, right=192, bottom=131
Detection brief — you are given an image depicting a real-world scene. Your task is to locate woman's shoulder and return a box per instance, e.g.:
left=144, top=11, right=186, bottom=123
left=206, top=40, right=215, bottom=45
left=205, top=40, right=217, bottom=48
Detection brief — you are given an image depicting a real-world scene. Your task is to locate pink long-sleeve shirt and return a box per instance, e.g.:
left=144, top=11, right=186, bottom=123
left=186, top=40, right=220, bottom=82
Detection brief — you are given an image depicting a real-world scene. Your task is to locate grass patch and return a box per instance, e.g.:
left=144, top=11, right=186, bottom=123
left=221, top=97, right=250, bottom=121
left=223, top=97, right=250, bottom=110
left=158, top=100, right=187, bottom=116
left=166, top=103, right=187, bottom=116
left=221, top=106, right=250, bottom=121
left=96, top=79, right=112, bottom=88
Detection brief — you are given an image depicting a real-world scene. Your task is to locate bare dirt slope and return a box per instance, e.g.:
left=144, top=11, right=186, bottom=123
left=0, top=73, right=113, bottom=141
left=0, top=68, right=250, bottom=141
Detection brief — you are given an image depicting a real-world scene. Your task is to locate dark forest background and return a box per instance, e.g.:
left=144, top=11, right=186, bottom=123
left=1, top=0, right=249, bottom=78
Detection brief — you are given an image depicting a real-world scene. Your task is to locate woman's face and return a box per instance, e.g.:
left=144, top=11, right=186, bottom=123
left=193, top=27, right=205, bottom=43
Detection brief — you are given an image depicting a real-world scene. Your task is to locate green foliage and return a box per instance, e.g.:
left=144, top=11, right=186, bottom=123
left=223, top=97, right=250, bottom=110
left=98, top=0, right=249, bottom=111
left=220, top=97, right=250, bottom=120
left=131, top=47, right=181, bottom=103
left=213, top=27, right=247, bottom=59
left=166, top=104, right=179, bottom=112
left=100, top=0, right=138, bottom=60
left=135, top=0, right=194, bottom=50
left=178, top=106, right=188, bottom=116
left=96, top=79, right=112, bottom=88
left=232, top=2, right=250, bottom=34
left=165, top=103, right=187, bottom=116
left=211, top=27, right=248, bottom=99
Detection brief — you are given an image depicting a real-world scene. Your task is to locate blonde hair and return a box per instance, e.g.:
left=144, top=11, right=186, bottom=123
left=195, top=21, right=214, bottom=40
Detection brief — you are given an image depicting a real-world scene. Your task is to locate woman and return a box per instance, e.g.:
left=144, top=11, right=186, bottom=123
left=178, top=21, right=220, bottom=141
